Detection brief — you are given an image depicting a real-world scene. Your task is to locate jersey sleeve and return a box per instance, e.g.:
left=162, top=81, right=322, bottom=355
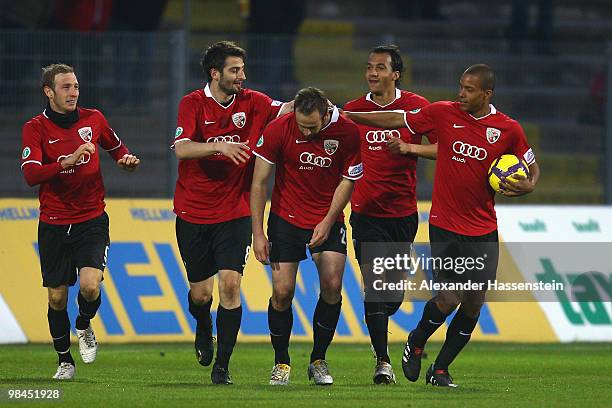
left=20, top=122, right=63, bottom=186
left=97, top=111, right=130, bottom=161
left=172, top=95, right=199, bottom=147
left=252, top=120, right=283, bottom=165
left=403, top=103, right=437, bottom=136
left=342, top=124, right=363, bottom=180
left=510, top=123, right=536, bottom=165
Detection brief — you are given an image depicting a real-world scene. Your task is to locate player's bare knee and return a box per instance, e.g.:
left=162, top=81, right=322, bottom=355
left=435, top=297, right=459, bottom=314
left=79, top=283, right=99, bottom=301
left=272, top=288, right=294, bottom=310
left=48, top=292, right=67, bottom=310
left=461, top=302, right=484, bottom=319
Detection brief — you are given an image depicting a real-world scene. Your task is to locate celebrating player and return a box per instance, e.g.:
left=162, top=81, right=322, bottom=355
left=20, top=63, right=140, bottom=380
left=172, top=41, right=292, bottom=385
left=344, top=45, right=436, bottom=384
left=345, top=64, right=540, bottom=387
left=251, top=87, right=362, bottom=386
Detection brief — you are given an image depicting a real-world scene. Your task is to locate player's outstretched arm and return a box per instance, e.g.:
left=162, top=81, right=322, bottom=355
left=309, top=178, right=355, bottom=248
left=387, top=136, right=437, bottom=159
left=343, top=110, right=406, bottom=130
left=251, top=157, right=274, bottom=264
left=174, top=140, right=250, bottom=165
left=500, top=161, right=540, bottom=197
left=116, top=154, right=141, bottom=172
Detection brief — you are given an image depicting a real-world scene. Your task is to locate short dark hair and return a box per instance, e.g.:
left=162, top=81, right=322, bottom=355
left=41, top=63, right=74, bottom=92
left=370, top=44, right=404, bottom=87
left=200, top=41, right=247, bottom=82
left=294, top=87, right=328, bottom=116
left=463, top=64, right=495, bottom=91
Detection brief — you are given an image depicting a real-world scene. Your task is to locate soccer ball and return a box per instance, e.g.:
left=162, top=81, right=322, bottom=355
left=488, top=154, right=529, bottom=193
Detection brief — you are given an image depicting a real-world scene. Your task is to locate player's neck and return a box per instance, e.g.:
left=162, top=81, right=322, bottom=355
left=209, top=82, right=234, bottom=105
left=470, top=103, right=491, bottom=119
left=371, top=88, right=396, bottom=106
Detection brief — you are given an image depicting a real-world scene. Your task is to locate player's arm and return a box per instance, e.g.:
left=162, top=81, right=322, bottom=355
left=500, top=161, right=540, bottom=197
left=174, top=140, right=250, bottom=165
left=387, top=137, right=438, bottom=159
left=23, top=143, right=97, bottom=186
left=250, top=157, right=274, bottom=264
left=343, top=110, right=406, bottom=129
left=309, top=177, right=355, bottom=248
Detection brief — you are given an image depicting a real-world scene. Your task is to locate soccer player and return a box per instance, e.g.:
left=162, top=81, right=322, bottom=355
left=172, top=41, right=292, bottom=385
left=251, top=87, right=363, bottom=386
left=20, top=63, right=140, bottom=380
left=345, top=64, right=540, bottom=387
left=344, top=45, right=436, bottom=385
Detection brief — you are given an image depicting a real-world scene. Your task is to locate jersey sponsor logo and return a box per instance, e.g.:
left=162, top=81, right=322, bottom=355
left=324, top=139, right=339, bottom=155
left=348, top=162, right=364, bottom=177
left=206, top=135, right=241, bottom=143
left=452, top=141, right=487, bottom=160
left=78, top=127, right=92, bottom=142
left=57, top=152, right=91, bottom=166
left=175, top=127, right=183, bottom=137
left=232, top=112, right=246, bottom=128
left=365, top=129, right=399, bottom=144
left=486, top=127, right=501, bottom=144
left=300, top=152, right=332, bottom=168
left=21, top=147, right=31, bottom=159
left=256, top=135, right=264, bottom=147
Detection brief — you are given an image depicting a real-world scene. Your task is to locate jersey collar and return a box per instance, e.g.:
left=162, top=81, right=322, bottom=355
left=204, top=83, right=236, bottom=109
left=365, top=88, right=401, bottom=108
left=469, top=104, right=497, bottom=120
left=320, top=106, right=340, bottom=132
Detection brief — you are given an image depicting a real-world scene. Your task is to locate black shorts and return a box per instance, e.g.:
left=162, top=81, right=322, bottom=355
left=350, top=211, right=419, bottom=265
left=38, top=212, right=110, bottom=288
left=176, top=215, right=252, bottom=283
left=267, top=213, right=347, bottom=263
left=429, top=224, right=499, bottom=285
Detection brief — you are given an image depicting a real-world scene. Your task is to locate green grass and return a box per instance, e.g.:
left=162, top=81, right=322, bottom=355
left=1, top=343, right=610, bottom=407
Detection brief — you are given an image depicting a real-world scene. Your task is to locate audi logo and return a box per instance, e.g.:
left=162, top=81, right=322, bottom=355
left=206, top=135, right=241, bottom=143
left=300, top=152, right=332, bottom=168
left=452, top=141, right=487, bottom=160
left=57, top=152, right=91, bottom=165
left=365, top=129, right=400, bottom=144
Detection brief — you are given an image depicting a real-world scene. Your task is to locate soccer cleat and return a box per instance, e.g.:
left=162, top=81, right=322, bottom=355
left=307, top=359, right=333, bottom=385
left=211, top=365, right=233, bottom=385
left=425, top=363, right=458, bottom=388
left=373, top=360, right=396, bottom=385
left=401, top=331, right=424, bottom=382
left=269, top=363, right=291, bottom=386
left=76, top=324, right=98, bottom=364
left=52, top=362, right=75, bottom=380
left=194, top=332, right=214, bottom=367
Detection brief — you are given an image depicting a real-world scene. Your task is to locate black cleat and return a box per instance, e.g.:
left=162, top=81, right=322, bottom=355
left=195, top=331, right=214, bottom=367
left=425, top=363, right=457, bottom=388
left=211, top=365, right=233, bottom=385
left=401, top=331, right=424, bottom=382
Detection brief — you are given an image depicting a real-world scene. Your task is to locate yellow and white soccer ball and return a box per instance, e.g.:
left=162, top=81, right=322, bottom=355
left=488, top=154, right=529, bottom=193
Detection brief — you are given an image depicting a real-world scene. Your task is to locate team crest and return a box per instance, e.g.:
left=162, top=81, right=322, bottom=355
left=78, top=127, right=92, bottom=142
left=232, top=112, right=246, bottom=128
left=486, top=127, right=501, bottom=144
left=324, top=139, right=339, bottom=155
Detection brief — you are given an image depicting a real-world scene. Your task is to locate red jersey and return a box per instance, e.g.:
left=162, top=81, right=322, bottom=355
left=253, top=107, right=363, bottom=229
left=172, top=84, right=282, bottom=224
left=21, top=108, right=130, bottom=224
left=403, top=101, right=535, bottom=235
left=344, top=89, right=432, bottom=218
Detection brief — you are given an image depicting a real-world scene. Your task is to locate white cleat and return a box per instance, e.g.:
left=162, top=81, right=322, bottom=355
left=52, top=362, right=75, bottom=380
left=373, top=360, right=396, bottom=384
left=269, top=363, right=291, bottom=385
left=308, top=359, right=333, bottom=385
left=76, top=324, right=98, bottom=364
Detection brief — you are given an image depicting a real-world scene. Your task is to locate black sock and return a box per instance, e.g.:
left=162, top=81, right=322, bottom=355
left=411, top=299, right=450, bottom=348
left=47, top=305, right=74, bottom=365
left=385, top=301, right=402, bottom=317
left=75, top=291, right=101, bottom=330
left=214, top=305, right=242, bottom=369
left=268, top=299, right=293, bottom=365
left=364, top=301, right=389, bottom=363
left=434, top=307, right=479, bottom=371
left=188, top=291, right=213, bottom=335
left=310, top=296, right=342, bottom=363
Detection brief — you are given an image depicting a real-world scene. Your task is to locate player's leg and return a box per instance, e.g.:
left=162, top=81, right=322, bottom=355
left=47, top=286, right=75, bottom=379
left=189, top=278, right=215, bottom=366
left=75, top=267, right=103, bottom=363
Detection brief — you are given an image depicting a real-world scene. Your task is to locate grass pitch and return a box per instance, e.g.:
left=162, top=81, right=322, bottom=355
left=1, top=342, right=610, bottom=407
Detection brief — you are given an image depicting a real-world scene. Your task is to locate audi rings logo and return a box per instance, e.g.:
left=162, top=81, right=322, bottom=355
left=452, top=141, right=487, bottom=160
left=300, top=152, right=331, bottom=168
left=206, top=135, right=241, bottom=143
left=57, top=152, right=91, bottom=165
left=365, top=129, right=400, bottom=144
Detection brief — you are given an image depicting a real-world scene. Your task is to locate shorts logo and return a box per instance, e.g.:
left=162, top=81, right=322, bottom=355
left=300, top=152, right=331, bottom=168
left=78, top=127, right=92, bottom=142
left=232, top=112, right=246, bottom=128
left=324, top=139, right=339, bottom=155
left=256, top=135, right=264, bottom=147
left=365, top=129, right=399, bottom=144
left=348, top=162, right=363, bottom=177
left=206, top=135, right=240, bottom=143
left=175, top=127, right=183, bottom=137
left=452, top=141, right=487, bottom=160
left=486, top=127, right=501, bottom=144
left=524, top=148, right=535, bottom=164
left=22, top=147, right=31, bottom=159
